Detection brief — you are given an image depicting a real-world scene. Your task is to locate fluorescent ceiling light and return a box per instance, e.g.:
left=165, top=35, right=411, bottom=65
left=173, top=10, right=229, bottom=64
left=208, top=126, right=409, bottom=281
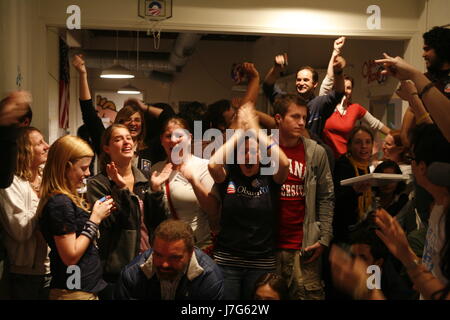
left=100, top=63, right=135, bottom=79
left=117, top=84, right=141, bottom=95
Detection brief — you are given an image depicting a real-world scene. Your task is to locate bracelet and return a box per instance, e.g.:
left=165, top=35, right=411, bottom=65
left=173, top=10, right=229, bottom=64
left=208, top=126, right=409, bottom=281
left=416, top=112, right=430, bottom=125
left=81, top=220, right=99, bottom=241
left=404, top=257, right=421, bottom=271
left=418, top=82, right=435, bottom=99
left=267, top=142, right=277, bottom=150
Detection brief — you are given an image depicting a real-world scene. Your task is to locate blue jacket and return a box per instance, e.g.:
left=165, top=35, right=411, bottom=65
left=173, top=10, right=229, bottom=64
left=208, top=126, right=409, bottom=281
left=114, top=248, right=224, bottom=300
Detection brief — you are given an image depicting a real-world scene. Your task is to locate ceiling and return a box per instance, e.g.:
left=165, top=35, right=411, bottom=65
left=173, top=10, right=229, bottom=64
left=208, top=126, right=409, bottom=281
left=86, top=29, right=262, bottom=42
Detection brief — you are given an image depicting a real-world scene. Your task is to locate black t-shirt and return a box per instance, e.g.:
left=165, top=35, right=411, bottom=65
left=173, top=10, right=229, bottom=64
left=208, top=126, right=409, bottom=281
left=425, top=69, right=450, bottom=99
left=333, top=155, right=369, bottom=243
left=39, top=194, right=107, bottom=293
left=216, top=165, right=280, bottom=258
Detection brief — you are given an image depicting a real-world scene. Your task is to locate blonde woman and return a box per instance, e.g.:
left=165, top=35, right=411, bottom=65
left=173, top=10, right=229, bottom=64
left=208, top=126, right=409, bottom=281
left=38, top=135, right=113, bottom=300
left=0, top=127, right=50, bottom=299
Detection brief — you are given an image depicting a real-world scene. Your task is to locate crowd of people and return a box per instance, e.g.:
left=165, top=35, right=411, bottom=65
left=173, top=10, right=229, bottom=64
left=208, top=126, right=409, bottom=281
left=0, top=26, right=449, bottom=301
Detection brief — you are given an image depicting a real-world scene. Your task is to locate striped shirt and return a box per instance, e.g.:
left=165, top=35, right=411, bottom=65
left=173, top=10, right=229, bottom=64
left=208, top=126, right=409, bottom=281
left=214, top=250, right=276, bottom=270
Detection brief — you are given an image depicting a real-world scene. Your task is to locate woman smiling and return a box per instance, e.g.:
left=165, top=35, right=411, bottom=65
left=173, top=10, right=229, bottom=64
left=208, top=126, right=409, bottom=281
left=38, top=135, right=113, bottom=300
left=333, top=126, right=375, bottom=244
left=86, top=124, right=166, bottom=296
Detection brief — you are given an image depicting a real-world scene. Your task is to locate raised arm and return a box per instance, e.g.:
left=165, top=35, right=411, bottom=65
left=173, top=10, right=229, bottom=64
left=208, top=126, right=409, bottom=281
left=237, top=103, right=289, bottom=184
left=0, top=91, right=32, bottom=188
left=72, top=54, right=91, bottom=100
left=332, top=55, right=346, bottom=95
left=240, top=62, right=261, bottom=106
left=320, top=37, right=346, bottom=96
left=397, top=80, right=434, bottom=125
left=255, top=110, right=277, bottom=129
left=72, top=54, right=104, bottom=154
left=263, top=53, right=287, bottom=87
left=124, top=98, right=163, bottom=118
left=375, top=208, right=449, bottom=300
left=375, top=53, right=450, bottom=141
left=208, top=129, right=240, bottom=184
left=177, top=161, right=220, bottom=232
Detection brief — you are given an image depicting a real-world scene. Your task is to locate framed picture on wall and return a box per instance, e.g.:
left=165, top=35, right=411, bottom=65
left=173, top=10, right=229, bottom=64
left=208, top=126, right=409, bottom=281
left=138, top=0, right=172, bottom=21
left=94, top=91, right=144, bottom=128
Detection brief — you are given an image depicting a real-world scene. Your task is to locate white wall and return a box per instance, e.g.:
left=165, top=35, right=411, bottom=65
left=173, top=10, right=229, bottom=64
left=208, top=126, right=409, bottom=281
left=38, top=0, right=422, bottom=38
left=0, top=0, right=50, bottom=139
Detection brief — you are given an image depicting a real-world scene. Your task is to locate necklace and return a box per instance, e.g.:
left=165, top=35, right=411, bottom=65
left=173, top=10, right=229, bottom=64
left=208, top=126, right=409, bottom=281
left=29, top=175, right=42, bottom=193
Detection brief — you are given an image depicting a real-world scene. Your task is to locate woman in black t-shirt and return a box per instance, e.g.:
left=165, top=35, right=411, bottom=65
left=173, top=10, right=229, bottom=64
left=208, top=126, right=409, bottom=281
left=208, top=103, right=289, bottom=300
left=38, top=135, right=113, bottom=300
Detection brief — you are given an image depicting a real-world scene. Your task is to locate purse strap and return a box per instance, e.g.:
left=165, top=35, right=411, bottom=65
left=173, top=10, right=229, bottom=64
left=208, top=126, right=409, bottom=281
left=164, top=180, right=179, bottom=220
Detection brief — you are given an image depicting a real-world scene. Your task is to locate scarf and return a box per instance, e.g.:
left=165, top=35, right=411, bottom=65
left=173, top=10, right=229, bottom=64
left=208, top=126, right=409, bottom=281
left=347, top=154, right=372, bottom=220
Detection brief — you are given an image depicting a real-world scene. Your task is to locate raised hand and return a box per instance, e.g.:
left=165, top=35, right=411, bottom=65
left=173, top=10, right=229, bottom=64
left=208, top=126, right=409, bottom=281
left=374, top=208, right=416, bottom=264
left=329, top=245, right=371, bottom=298
left=334, top=36, right=346, bottom=53
left=374, top=53, right=417, bottom=81
left=237, top=102, right=258, bottom=131
left=150, top=162, right=173, bottom=191
left=274, top=53, right=288, bottom=68
left=0, top=91, right=32, bottom=126
left=72, top=54, right=87, bottom=75
left=106, top=162, right=127, bottom=189
left=241, top=62, right=260, bottom=79
left=124, top=98, right=146, bottom=111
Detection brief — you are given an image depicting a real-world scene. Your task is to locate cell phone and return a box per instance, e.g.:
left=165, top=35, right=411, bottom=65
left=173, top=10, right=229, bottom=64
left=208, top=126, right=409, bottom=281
left=98, top=196, right=108, bottom=203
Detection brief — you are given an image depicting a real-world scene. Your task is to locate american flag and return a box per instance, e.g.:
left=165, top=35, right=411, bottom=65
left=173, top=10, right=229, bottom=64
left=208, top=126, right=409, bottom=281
left=59, top=39, right=70, bottom=129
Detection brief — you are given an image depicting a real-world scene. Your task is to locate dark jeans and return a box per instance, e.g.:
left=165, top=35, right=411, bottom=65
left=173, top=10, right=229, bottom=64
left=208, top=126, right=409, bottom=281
left=9, top=273, right=51, bottom=300
left=219, top=265, right=274, bottom=300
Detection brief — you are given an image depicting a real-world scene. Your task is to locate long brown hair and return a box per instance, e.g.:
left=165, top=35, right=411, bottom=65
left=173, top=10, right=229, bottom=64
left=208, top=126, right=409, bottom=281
left=37, top=135, right=94, bottom=215
left=15, top=127, right=41, bottom=181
